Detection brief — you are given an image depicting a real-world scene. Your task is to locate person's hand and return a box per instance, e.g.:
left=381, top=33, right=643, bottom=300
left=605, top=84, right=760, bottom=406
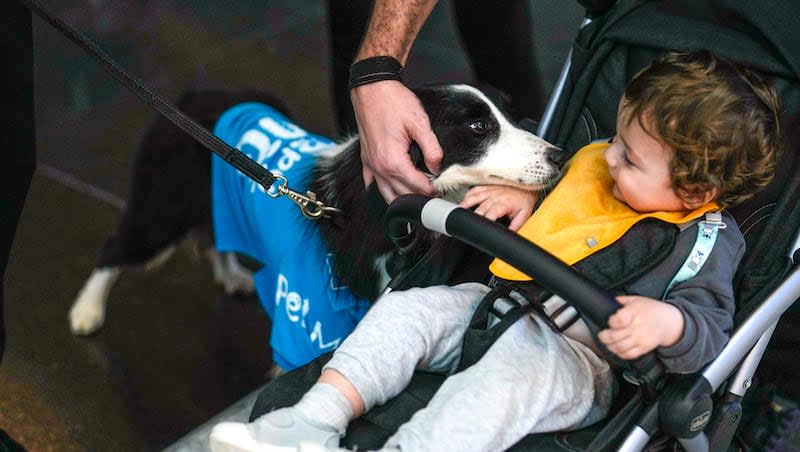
left=350, top=80, right=443, bottom=203
left=460, top=185, right=538, bottom=231
left=597, top=295, right=685, bottom=360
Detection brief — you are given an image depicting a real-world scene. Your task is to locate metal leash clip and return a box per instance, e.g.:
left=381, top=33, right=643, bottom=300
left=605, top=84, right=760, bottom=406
left=267, top=174, right=342, bottom=220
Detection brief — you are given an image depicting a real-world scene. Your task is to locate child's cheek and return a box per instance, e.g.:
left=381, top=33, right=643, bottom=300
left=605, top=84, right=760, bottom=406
left=611, top=183, right=624, bottom=203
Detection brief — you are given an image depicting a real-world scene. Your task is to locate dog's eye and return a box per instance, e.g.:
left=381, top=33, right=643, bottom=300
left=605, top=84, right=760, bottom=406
left=469, top=120, right=489, bottom=133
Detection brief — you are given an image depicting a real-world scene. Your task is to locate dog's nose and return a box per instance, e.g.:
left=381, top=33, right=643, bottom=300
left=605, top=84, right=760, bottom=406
left=547, top=146, right=568, bottom=167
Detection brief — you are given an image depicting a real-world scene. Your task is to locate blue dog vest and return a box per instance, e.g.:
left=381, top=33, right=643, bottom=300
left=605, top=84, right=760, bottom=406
left=212, top=102, right=371, bottom=370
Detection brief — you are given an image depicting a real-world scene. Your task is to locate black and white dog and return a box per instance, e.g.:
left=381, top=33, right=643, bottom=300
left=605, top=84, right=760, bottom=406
left=69, top=84, right=562, bottom=335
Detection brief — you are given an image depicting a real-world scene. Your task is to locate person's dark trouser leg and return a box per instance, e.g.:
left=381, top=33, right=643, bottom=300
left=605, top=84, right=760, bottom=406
left=1, top=2, right=37, bottom=364
left=326, top=0, right=374, bottom=134
left=453, top=0, right=546, bottom=120
left=1, top=3, right=36, bottom=449
left=0, top=427, right=26, bottom=451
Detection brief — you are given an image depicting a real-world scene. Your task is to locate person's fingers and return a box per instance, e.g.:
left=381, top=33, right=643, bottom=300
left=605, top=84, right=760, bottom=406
left=597, top=329, right=612, bottom=346
left=607, top=308, right=632, bottom=329
left=612, top=343, right=645, bottom=360
left=602, top=325, right=657, bottom=360
left=460, top=197, right=479, bottom=209
left=476, top=205, right=500, bottom=222
left=615, top=295, right=636, bottom=305
left=362, top=137, right=436, bottom=202
left=374, top=155, right=435, bottom=202
left=461, top=188, right=491, bottom=209
left=598, top=328, right=625, bottom=347
left=384, top=164, right=435, bottom=198
left=370, top=168, right=432, bottom=202
left=409, top=118, right=443, bottom=175
left=508, top=210, right=528, bottom=231
left=402, top=168, right=436, bottom=195
left=352, top=82, right=438, bottom=201
left=473, top=202, right=489, bottom=217
left=599, top=327, right=634, bottom=350
left=361, top=165, right=375, bottom=190
left=374, top=178, right=399, bottom=204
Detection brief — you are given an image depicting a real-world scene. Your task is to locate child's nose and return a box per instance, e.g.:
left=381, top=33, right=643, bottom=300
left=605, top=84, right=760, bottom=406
left=604, top=145, right=617, bottom=167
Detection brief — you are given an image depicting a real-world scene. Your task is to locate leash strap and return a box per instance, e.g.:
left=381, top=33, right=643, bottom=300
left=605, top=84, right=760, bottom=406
left=17, top=0, right=339, bottom=220
left=662, top=211, right=725, bottom=298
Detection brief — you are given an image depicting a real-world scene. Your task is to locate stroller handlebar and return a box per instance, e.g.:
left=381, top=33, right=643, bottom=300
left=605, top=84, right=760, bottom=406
left=384, top=194, right=620, bottom=329
left=384, top=194, right=666, bottom=385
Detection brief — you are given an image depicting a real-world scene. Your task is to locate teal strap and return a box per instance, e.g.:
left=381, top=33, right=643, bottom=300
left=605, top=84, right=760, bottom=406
left=662, top=212, right=726, bottom=298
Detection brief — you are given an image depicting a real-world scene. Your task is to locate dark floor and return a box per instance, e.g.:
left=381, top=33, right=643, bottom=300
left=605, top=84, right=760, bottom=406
left=1, top=1, right=584, bottom=450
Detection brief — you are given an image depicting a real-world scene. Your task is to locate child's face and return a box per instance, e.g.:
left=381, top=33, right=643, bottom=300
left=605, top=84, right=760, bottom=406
left=604, top=103, right=692, bottom=213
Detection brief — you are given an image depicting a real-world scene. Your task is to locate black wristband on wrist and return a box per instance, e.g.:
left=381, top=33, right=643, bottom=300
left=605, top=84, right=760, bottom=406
left=348, top=56, right=405, bottom=90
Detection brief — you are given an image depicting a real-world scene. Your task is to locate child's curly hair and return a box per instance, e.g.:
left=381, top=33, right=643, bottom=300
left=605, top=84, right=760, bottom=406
left=622, top=50, right=783, bottom=209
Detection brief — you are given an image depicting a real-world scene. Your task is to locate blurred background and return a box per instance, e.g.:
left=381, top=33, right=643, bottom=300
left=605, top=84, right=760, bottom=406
left=1, top=1, right=584, bottom=450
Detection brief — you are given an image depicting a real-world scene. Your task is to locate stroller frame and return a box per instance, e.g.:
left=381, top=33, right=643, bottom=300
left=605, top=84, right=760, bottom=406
left=525, top=4, right=800, bottom=449
left=540, top=3, right=800, bottom=450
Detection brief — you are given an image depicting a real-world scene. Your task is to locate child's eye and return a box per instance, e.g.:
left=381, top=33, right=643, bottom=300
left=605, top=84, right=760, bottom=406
left=622, top=150, right=633, bottom=166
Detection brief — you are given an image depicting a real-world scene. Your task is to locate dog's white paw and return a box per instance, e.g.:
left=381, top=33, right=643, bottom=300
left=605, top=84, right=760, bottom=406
left=210, top=252, right=255, bottom=296
left=221, top=271, right=256, bottom=296
left=69, top=268, right=120, bottom=335
left=69, top=289, right=106, bottom=335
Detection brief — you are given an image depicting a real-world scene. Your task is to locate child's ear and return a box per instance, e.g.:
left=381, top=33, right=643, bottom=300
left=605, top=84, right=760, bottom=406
left=680, top=186, right=718, bottom=209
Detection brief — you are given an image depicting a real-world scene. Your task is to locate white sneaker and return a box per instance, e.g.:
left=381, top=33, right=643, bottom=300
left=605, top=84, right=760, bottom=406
left=297, top=440, right=352, bottom=452
left=297, top=441, right=399, bottom=452
left=209, top=408, right=342, bottom=452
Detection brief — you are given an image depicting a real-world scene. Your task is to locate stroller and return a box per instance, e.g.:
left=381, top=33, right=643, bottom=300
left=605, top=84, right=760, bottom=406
left=249, top=0, right=800, bottom=450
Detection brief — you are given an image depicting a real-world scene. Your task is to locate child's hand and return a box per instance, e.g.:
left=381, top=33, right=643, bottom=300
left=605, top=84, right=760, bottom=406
left=597, top=295, right=685, bottom=360
left=460, top=185, right=538, bottom=231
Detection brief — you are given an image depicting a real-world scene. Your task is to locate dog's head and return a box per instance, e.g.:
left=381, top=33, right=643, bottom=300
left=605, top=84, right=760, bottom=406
left=410, top=84, right=563, bottom=197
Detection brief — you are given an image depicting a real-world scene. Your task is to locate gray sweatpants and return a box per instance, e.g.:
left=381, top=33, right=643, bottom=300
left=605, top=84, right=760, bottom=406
left=324, top=282, right=616, bottom=452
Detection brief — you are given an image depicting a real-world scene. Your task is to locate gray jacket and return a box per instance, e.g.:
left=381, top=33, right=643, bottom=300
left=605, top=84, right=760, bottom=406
left=623, top=214, right=744, bottom=373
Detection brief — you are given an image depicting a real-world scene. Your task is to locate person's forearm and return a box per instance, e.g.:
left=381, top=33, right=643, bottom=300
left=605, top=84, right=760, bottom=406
left=355, top=0, right=438, bottom=64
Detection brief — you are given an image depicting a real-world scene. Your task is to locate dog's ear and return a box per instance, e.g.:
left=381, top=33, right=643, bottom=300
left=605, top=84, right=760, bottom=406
left=517, top=117, right=539, bottom=134
left=472, top=83, right=519, bottom=120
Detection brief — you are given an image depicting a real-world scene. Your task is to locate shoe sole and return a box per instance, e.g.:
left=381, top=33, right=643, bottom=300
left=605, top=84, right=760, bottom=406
left=209, top=426, right=298, bottom=452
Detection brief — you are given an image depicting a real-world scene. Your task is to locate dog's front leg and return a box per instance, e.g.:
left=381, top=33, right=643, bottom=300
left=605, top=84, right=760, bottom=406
left=208, top=251, right=255, bottom=296
left=69, top=267, right=121, bottom=335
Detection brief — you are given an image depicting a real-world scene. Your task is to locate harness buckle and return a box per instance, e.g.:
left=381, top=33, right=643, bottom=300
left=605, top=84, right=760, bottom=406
left=702, top=211, right=727, bottom=229
left=267, top=175, right=342, bottom=220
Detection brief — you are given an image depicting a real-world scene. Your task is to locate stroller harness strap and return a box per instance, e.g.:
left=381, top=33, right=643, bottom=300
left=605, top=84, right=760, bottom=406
left=490, top=143, right=719, bottom=281
left=662, top=212, right=725, bottom=299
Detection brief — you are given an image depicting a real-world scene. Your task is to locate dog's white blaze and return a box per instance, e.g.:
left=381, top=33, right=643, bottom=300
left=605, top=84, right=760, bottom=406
left=434, top=85, right=558, bottom=192
left=317, top=135, right=359, bottom=161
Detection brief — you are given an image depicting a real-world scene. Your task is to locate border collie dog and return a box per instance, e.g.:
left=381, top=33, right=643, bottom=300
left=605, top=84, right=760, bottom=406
left=69, top=84, right=561, bottom=359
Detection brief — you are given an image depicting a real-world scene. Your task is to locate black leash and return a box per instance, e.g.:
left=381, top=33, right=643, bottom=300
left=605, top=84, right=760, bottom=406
left=18, top=0, right=340, bottom=220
